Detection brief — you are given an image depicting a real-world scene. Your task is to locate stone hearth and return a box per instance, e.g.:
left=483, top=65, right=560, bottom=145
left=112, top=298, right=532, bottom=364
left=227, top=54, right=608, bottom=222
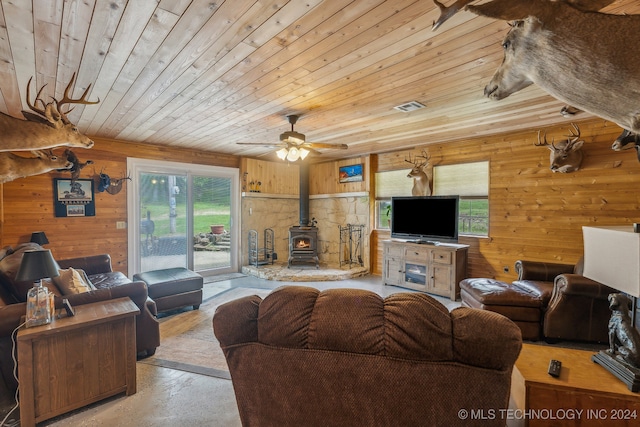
left=242, top=263, right=368, bottom=281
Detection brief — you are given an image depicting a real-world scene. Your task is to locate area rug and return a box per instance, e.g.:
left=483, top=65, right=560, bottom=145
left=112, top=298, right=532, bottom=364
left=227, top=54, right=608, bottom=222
left=139, top=287, right=270, bottom=380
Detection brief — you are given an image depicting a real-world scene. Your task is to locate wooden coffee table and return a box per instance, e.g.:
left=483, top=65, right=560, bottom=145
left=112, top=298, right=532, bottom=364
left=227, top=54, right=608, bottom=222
left=17, top=297, right=139, bottom=427
left=509, top=343, right=640, bottom=426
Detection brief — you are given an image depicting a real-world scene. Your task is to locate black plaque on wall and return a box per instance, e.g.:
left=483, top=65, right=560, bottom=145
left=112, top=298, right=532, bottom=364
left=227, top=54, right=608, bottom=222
left=53, top=178, right=96, bottom=217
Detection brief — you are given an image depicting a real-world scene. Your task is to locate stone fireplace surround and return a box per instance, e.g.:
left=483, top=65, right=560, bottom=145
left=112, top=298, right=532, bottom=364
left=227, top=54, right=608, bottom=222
left=241, top=195, right=369, bottom=270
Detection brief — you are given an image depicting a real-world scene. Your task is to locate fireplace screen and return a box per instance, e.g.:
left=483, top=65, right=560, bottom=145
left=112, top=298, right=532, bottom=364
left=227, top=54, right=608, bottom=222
left=293, top=236, right=312, bottom=250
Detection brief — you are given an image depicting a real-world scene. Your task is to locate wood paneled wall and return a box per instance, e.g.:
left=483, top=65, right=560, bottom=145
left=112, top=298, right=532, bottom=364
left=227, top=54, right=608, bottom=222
left=2, top=118, right=638, bottom=283
left=240, top=158, right=299, bottom=195
left=0, top=137, right=238, bottom=275
left=372, top=118, right=640, bottom=282
left=309, top=156, right=369, bottom=195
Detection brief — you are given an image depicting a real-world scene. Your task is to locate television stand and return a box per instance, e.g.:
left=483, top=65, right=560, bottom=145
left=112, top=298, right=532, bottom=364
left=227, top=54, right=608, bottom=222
left=412, top=240, right=440, bottom=246
left=382, top=240, right=469, bottom=300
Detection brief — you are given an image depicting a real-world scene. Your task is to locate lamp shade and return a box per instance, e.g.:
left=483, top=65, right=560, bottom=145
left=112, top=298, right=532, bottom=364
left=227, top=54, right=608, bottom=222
left=582, top=226, right=640, bottom=298
left=15, top=250, right=60, bottom=283
left=30, top=231, right=49, bottom=245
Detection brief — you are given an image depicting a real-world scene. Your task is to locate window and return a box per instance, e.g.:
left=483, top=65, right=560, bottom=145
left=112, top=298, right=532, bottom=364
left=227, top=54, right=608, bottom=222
left=375, top=161, right=489, bottom=237
left=433, top=161, right=489, bottom=237
left=375, top=169, right=412, bottom=230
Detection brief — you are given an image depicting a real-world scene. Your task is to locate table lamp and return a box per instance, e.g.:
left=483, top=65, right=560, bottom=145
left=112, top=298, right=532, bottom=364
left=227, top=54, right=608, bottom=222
left=29, top=231, right=49, bottom=246
left=15, top=249, right=60, bottom=328
left=582, top=225, right=640, bottom=391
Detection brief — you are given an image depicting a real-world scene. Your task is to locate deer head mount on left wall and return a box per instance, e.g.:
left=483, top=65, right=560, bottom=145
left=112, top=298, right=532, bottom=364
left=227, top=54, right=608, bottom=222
left=0, top=72, right=99, bottom=152
left=0, top=150, right=72, bottom=184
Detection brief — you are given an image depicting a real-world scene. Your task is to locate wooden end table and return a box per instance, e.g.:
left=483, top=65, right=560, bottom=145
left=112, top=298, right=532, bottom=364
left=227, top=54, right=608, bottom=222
left=17, top=297, right=139, bottom=427
left=509, top=343, right=640, bottom=427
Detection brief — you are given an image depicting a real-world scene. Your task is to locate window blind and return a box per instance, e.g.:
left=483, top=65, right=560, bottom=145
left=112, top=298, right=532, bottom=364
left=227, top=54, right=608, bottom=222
left=375, top=169, right=413, bottom=198
left=433, top=161, right=488, bottom=197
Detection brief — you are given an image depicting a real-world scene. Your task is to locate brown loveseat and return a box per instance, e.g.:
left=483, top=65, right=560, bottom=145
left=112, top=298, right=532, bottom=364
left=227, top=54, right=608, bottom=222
left=460, top=258, right=615, bottom=342
left=0, top=243, right=160, bottom=400
left=213, top=286, right=523, bottom=427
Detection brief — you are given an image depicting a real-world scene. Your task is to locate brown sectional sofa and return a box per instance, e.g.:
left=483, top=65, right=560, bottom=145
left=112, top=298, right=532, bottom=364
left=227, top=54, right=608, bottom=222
left=214, top=285, right=523, bottom=427
left=0, top=243, right=160, bottom=401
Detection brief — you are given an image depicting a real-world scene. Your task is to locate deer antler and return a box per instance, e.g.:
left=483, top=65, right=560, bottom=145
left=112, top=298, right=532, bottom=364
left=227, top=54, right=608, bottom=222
left=56, top=73, right=100, bottom=125
left=25, top=78, right=48, bottom=116
left=566, top=123, right=581, bottom=141
left=432, top=0, right=477, bottom=31
left=535, top=130, right=558, bottom=149
left=24, top=77, right=65, bottom=126
left=405, top=150, right=430, bottom=168
left=416, top=149, right=431, bottom=165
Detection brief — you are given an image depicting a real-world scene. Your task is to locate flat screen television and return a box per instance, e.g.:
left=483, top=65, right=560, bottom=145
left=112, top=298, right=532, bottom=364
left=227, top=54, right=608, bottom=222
left=391, top=196, right=459, bottom=244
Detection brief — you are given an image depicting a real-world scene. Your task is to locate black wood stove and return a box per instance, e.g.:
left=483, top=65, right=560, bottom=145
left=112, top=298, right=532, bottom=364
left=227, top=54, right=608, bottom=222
left=288, top=226, right=319, bottom=268
left=288, top=164, right=319, bottom=268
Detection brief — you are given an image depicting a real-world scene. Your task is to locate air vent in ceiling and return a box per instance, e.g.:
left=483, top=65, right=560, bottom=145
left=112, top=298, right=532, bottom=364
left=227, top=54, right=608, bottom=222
left=393, top=101, right=425, bottom=112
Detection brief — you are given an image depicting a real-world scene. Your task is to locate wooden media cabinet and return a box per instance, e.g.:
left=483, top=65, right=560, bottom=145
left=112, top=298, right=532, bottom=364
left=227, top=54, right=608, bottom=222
left=382, top=240, right=468, bottom=300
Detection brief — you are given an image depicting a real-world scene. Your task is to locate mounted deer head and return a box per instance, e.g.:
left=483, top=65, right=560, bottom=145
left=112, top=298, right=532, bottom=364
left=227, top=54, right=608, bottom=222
left=405, top=150, right=432, bottom=196
left=0, top=150, right=72, bottom=184
left=431, top=0, right=640, bottom=157
left=0, top=72, right=99, bottom=152
left=535, top=123, right=584, bottom=173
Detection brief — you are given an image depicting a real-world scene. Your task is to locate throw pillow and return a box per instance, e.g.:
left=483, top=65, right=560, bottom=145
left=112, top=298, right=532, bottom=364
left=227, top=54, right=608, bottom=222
left=53, top=268, right=96, bottom=295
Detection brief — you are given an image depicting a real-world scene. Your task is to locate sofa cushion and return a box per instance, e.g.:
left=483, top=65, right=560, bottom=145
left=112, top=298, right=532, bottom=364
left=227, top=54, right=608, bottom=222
left=512, top=280, right=554, bottom=305
left=87, top=271, right=134, bottom=289
left=53, top=268, right=96, bottom=295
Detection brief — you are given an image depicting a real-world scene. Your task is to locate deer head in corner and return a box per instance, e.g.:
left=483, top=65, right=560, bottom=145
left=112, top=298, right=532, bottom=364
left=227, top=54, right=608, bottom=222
left=405, top=150, right=432, bottom=196
left=0, top=72, right=99, bottom=152
left=535, top=123, right=584, bottom=173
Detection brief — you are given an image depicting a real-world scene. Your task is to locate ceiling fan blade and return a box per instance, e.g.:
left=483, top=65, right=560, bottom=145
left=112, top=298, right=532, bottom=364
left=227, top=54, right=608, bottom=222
left=305, top=142, right=349, bottom=149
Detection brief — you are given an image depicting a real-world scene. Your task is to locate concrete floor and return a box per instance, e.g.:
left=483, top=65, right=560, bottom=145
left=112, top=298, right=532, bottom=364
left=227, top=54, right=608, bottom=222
left=25, top=274, right=459, bottom=427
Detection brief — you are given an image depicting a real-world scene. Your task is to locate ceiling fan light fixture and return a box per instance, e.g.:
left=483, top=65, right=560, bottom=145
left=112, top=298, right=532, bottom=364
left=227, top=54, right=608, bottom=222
left=276, top=148, right=288, bottom=160
left=287, top=147, right=300, bottom=161
left=299, top=148, right=310, bottom=160
left=280, top=131, right=306, bottom=144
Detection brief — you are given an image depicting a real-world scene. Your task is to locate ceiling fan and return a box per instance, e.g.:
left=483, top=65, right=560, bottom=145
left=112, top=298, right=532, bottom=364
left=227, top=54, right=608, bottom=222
left=237, top=115, right=348, bottom=161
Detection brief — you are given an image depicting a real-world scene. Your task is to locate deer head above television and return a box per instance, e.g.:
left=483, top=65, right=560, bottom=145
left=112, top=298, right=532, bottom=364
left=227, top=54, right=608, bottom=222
left=535, top=123, right=584, bottom=173
left=405, top=150, right=432, bottom=196
left=431, top=0, right=640, bottom=157
left=0, top=73, right=99, bottom=152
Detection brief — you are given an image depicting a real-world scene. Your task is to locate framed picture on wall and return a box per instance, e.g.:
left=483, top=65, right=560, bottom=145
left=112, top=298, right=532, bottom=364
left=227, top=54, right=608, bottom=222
left=53, top=178, right=96, bottom=217
left=339, top=164, right=364, bottom=183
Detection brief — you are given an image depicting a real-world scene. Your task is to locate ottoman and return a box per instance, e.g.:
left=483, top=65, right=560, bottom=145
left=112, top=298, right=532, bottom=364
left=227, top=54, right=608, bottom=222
left=460, top=278, right=544, bottom=340
left=134, top=268, right=203, bottom=313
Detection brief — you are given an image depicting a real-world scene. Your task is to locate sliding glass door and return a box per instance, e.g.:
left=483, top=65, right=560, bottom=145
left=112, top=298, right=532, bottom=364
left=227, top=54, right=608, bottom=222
left=127, top=158, right=239, bottom=277
left=192, top=175, right=232, bottom=271
left=138, top=172, right=188, bottom=271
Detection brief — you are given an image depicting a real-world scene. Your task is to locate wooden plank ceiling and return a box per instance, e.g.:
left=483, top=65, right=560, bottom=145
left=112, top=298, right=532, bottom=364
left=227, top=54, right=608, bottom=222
left=0, top=0, right=637, bottom=162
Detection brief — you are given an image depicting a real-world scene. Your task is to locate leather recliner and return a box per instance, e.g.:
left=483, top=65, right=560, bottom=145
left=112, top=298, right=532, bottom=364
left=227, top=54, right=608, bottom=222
left=514, top=257, right=615, bottom=343
left=460, top=257, right=615, bottom=343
